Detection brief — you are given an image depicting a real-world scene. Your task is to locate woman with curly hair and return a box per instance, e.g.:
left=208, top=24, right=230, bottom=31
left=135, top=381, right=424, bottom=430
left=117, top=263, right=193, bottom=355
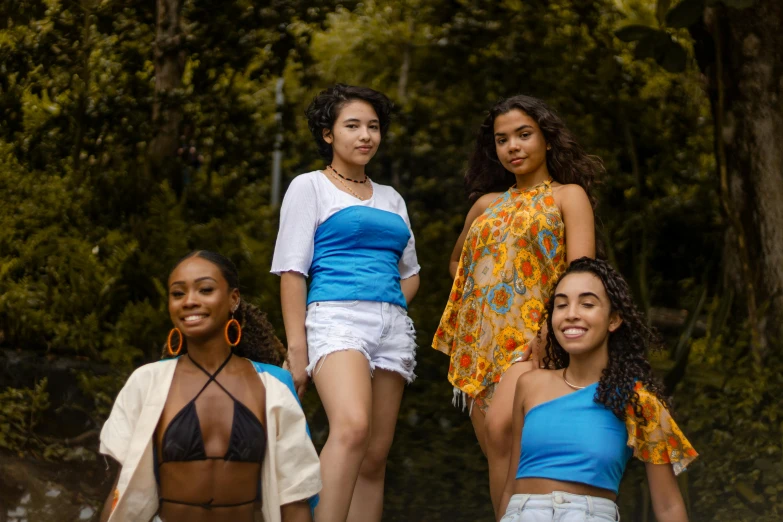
left=271, top=84, right=420, bottom=522
left=498, top=257, right=698, bottom=522
left=432, top=95, right=600, bottom=515
left=99, top=251, right=321, bottom=522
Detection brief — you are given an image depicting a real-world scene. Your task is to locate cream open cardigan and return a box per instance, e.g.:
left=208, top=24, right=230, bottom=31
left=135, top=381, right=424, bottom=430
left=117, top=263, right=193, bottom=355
left=99, top=358, right=321, bottom=522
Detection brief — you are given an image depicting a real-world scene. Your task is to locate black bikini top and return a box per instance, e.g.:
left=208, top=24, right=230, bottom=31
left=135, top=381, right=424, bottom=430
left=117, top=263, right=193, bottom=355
left=159, top=352, right=266, bottom=465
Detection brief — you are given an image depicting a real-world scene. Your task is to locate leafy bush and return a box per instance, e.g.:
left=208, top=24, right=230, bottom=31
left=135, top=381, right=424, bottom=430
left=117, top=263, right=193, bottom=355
left=0, top=378, right=50, bottom=454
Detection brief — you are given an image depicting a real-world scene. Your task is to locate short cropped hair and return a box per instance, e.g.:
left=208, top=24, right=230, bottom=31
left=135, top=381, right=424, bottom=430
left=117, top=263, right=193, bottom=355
left=305, top=84, right=393, bottom=161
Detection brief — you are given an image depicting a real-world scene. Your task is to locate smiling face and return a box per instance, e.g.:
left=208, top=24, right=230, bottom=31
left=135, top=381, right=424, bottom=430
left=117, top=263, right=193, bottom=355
left=551, top=272, right=623, bottom=357
left=323, top=99, right=381, bottom=168
left=168, top=256, right=239, bottom=342
left=493, top=109, right=550, bottom=183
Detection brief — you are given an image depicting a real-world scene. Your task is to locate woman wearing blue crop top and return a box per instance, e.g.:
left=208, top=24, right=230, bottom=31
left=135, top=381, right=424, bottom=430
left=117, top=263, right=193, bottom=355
left=498, top=258, right=698, bottom=522
left=99, top=251, right=321, bottom=522
left=272, top=85, right=420, bottom=522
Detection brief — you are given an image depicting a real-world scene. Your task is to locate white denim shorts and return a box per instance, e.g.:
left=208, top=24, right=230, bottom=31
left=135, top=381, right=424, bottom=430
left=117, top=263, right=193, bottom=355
left=305, top=300, right=417, bottom=383
left=500, top=492, right=620, bottom=522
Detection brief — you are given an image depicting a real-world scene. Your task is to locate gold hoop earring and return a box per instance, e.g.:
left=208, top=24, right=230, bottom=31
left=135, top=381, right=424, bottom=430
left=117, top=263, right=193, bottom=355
left=167, top=328, right=183, bottom=356
left=225, top=318, right=241, bottom=347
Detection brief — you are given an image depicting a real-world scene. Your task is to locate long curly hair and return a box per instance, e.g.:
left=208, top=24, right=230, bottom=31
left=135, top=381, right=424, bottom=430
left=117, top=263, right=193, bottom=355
left=162, top=251, right=286, bottom=366
left=465, top=95, right=604, bottom=204
left=542, top=257, right=667, bottom=424
left=305, top=84, right=393, bottom=162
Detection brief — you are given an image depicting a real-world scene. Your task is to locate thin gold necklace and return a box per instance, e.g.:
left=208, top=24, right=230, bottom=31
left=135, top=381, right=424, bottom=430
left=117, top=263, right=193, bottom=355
left=562, top=368, right=587, bottom=390
left=328, top=169, right=371, bottom=200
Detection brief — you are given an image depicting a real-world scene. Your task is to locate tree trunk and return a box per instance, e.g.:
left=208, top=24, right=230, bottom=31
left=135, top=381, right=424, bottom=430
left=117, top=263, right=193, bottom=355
left=698, top=3, right=783, bottom=353
left=148, top=0, right=185, bottom=188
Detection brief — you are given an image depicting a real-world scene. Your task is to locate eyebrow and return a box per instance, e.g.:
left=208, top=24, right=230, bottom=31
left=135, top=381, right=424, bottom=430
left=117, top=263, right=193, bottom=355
left=495, top=124, right=533, bottom=137
left=553, top=291, right=602, bottom=300
left=343, top=118, right=379, bottom=124
left=169, top=276, right=218, bottom=288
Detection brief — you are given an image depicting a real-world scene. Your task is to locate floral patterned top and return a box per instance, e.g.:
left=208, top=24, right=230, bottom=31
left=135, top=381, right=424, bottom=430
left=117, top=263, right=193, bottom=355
left=626, top=382, right=699, bottom=473
left=432, top=180, right=565, bottom=410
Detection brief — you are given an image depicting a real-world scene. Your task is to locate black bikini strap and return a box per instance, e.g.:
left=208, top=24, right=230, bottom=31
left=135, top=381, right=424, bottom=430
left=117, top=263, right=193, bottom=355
left=159, top=496, right=257, bottom=509
left=188, top=352, right=234, bottom=400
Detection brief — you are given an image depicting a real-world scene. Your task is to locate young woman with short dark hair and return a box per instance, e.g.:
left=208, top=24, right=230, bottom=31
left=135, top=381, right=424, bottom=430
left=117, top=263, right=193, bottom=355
left=272, top=84, right=420, bottom=522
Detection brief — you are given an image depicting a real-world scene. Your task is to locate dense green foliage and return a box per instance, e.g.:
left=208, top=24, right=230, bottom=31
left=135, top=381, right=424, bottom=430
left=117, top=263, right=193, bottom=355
left=0, top=0, right=780, bottom=520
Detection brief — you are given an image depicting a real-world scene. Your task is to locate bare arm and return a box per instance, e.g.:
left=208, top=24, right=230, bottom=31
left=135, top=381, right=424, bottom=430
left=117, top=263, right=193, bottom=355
left=449, top=193, right=502, bottom=278
left=400, top=274, right=420, bottom=305
left=497, top=376, right=528, bottom=520
left=557, top=185, right=595, bottom=263
left=281, top=500, right=313, bottom=522
left=99, top=467, right=121, bottom=522
left=646, top=463, right=689, bottom=521
left=281, top=271, right=309, bottom=398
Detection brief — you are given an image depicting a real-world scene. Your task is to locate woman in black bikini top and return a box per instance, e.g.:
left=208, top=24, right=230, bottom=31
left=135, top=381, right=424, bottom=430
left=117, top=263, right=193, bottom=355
left=99, top=251, right=319, bottom=522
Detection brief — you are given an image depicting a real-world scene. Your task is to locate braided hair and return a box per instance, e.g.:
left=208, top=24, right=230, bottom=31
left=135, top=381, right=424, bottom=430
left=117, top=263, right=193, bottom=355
left=465, top=95, right=603, bottom=205
left=162, top=251, right=286, bottom=366
left=543, top=257, right=668, bottom=424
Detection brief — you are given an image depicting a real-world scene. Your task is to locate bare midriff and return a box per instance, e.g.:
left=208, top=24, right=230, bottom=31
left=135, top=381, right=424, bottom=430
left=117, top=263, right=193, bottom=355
left=158, top=460, right=261, bottom=522
left=513, top=478, right=616, bottom=501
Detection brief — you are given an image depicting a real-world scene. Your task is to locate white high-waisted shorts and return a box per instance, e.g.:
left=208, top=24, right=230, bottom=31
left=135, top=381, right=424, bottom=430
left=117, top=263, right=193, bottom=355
left=500, top=492, right=620, bottom=522
left=305, top=300, right=417, bottom=383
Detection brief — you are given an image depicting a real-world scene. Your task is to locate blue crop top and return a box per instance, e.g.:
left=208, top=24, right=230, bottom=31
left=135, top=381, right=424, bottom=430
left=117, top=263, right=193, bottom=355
left=308, top=206, right=411, bottom=308
left=516, top=383, right=632, bottom=494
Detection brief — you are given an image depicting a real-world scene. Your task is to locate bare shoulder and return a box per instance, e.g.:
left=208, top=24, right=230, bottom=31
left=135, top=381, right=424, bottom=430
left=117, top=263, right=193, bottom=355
left=551, top=183, right=588, bottom=201
left=515, top=368, right=557, bottom=392
left=474, top=191, right=504, bottom=211
left=468, top=192, right=503, bottom=219
left=551, top=183, right=592, bottom=220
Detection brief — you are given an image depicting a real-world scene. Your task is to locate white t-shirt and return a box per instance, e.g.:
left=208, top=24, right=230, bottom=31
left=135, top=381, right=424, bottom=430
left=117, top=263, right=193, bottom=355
left=271, top=171, right=420, bottom=279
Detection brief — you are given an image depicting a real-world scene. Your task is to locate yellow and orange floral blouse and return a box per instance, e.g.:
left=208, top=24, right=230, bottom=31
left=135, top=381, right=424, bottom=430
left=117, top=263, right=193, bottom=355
left=432, top=181, right=566, bottom=411
left=627, top=382, right=698, bottom=471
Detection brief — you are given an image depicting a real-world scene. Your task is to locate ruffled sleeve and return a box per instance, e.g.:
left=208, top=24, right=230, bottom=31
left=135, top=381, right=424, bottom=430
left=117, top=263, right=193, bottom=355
left=625, top=383, right=699, bottom=475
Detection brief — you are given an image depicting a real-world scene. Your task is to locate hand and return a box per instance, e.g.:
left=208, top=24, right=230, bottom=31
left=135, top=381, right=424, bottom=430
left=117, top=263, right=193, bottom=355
left=284, top=346, right=310, bottom=399
left=529, top=331, right=545, bottom=369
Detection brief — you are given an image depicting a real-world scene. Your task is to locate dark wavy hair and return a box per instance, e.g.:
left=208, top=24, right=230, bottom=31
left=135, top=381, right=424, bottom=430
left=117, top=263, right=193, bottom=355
left=162, top=251, right=286, bottom=366
left=305, top=84, right=393, bottom=162
left=465, top=95, right=604, bottom=204
left=543, top=257, right=667, bottom=424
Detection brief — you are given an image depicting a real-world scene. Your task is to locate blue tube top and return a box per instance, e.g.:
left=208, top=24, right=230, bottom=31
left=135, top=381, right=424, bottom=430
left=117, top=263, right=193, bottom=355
left=516, top=382, right=632, bottom=494
left=308, top=206, right=411, bottom=308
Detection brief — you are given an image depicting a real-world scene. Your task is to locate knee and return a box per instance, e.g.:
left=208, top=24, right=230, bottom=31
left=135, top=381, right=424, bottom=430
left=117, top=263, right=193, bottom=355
left=484, top=411, right=512, bottom=456
left=359, top=444, right=390, bottom=480
left=332, top=416, right=371, bottom=452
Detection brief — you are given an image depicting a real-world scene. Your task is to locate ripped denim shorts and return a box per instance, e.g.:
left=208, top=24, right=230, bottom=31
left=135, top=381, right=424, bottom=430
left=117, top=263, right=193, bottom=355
left=305, top=300, right=417, bottom=383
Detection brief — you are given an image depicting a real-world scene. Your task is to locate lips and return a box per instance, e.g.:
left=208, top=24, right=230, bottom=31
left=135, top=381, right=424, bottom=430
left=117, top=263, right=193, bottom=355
left=510, top=158, right=525, bottom=165
left=182, top=314, right=208, bottom=324
left=562, top=327, right=587, bottom=339
left=357, top=146, right=372, bottom=153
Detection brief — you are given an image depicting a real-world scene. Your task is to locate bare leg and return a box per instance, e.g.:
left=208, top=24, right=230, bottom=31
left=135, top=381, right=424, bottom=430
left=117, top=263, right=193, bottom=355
left=312, top=351, right=373, bottom=522
left=346, top=369, right=406, bottom=522
left=469, top=398, right=488, bottom=458
left=484, top=361, right=535, bottom=518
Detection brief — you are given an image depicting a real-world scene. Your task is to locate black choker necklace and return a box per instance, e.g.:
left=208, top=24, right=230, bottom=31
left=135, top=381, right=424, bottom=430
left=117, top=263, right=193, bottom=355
left=328, top=164, right=368, bottom=184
